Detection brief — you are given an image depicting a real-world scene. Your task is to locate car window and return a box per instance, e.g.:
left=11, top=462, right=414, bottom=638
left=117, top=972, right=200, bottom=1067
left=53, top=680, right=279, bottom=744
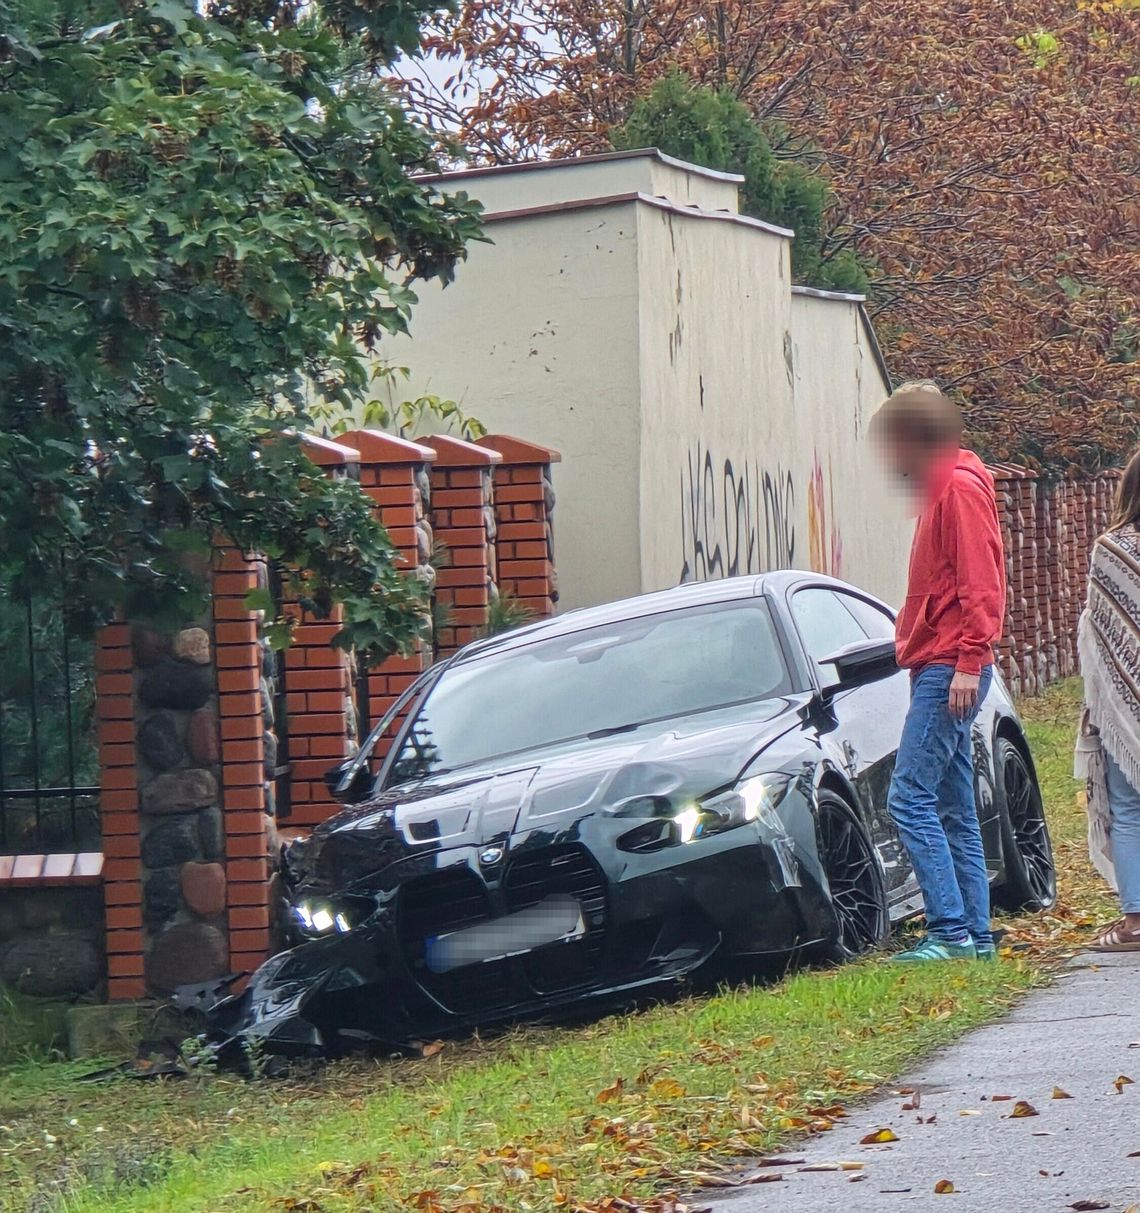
left=841, top=593, right=896, bottom=640
left=386, top=598, right=792, bottom=784
left=790, top=588, right=869, bottom=669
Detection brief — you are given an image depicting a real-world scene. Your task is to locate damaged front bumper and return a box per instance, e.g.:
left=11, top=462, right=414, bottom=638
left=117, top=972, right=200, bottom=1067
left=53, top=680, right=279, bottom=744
left=193, top=812, right=830, bottom=1063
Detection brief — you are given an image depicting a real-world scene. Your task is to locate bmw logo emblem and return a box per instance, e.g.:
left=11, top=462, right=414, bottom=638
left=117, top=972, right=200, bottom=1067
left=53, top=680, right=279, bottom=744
left=479, top=846, right=504, bottom=866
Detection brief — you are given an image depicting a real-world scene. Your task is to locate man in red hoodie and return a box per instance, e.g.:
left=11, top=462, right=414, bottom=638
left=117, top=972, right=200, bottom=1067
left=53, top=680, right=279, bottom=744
left=872, top=382, right=1006, bottom=962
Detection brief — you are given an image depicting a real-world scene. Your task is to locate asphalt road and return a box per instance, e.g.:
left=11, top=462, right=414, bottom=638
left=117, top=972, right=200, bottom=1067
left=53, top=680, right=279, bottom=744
left=716, top=954, right=1140, bottom=1213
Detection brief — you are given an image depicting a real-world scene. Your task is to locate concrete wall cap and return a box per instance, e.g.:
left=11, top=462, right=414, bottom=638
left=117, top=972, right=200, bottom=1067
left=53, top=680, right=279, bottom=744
left=336, top=429, right=437, bottom=463
left=423, top=434, right=503, bottom=466
left=476, top=434, right=562, bottom=464
left=297, top=432, right=360, bottom=466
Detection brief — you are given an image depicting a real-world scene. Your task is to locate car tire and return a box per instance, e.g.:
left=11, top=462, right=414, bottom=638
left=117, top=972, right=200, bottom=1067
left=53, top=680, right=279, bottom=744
left=815, top=792, right=891, bottom=963
left=992, top=737, right=1057, bottom=912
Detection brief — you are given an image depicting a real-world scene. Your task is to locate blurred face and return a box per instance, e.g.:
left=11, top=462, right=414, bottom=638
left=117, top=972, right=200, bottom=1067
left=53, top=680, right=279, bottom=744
left=878, top=429, right=934, bottom=484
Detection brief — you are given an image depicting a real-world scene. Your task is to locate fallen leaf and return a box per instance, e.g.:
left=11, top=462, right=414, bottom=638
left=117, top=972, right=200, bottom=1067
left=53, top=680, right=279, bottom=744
left=533, top=1159, right=555, bottom=1178
left=934, top=1179, right=956, bottom=1194
left=1114, top=1075, right=1135, bottom=1094
left=419, top=1041, right=445, bottom=1059
left=849, top=1174, right=867, bottom=1183
left=1068, top=1202, right=1110, bottom=1211
left=799, top=1162, right=864, bottom=1172
left=680, top=1169, right=782, bottom=1188
left=596, top=1078, right=624, bottom=1104
left=901, top=1091, right=922, bottom=1111
left=751, top=1035, right=774, bottom=1048
left=880, top=1188, right=913, bottom=1194
left=989, top=1094, right=1013, bottom=1102
left=1009, top=1101, right=1039, bottom=1118
left=1052, top=1087, right=1074, bottom=1099
left=958, top=1110, right=982, bottom=1117
left=1127, top=1150, right=1140, bottom=1158
left=649, top=1078, right=686, bottom=1100
left=859, top=1128, right=899, bottom=1145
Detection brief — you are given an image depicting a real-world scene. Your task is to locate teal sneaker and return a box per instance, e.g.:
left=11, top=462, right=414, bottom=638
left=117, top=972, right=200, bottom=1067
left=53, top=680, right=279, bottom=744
left=892, top=936, right=977, bottom=963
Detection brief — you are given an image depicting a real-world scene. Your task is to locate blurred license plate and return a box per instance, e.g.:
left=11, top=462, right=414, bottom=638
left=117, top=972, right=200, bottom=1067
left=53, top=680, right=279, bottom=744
left=425, top=894, right=585, bottom=974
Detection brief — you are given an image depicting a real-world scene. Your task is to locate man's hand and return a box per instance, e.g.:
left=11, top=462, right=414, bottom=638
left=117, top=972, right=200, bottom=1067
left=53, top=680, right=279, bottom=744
left=949, top=671, right=981, bottom=719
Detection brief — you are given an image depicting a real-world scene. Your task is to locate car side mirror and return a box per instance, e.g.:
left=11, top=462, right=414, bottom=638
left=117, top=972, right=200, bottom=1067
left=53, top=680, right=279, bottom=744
left=820, top=638, right=899, bottom=695
left=324, top=758, right=374, bottom=805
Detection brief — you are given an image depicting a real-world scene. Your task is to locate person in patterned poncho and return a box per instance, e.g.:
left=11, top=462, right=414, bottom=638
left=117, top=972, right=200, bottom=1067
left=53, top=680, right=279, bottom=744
left=1077, top=446, right=1140, bottom=951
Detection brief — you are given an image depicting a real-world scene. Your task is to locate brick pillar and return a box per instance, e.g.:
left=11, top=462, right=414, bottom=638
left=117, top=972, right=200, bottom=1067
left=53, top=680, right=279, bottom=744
left=423, top=435, right=502, bottom=659
left=1037, top=483, right=1057, bottom=684
left=338, top=430, right=436, bottom=758
left=1015, top=470, right=1037, bottom=694
left=211, top=545, right=275, bottom=976
left=96, top=623, right=145, bottom=1000
left=476, top=434, right=561, bottom=620
left=278, top=434, right=361, bottom=829
left=989, top=467, right=1019, bottom=691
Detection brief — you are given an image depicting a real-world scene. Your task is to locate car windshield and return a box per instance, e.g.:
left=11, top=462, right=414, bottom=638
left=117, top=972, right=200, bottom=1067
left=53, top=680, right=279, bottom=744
left=387, top=598, right=792, bottom=784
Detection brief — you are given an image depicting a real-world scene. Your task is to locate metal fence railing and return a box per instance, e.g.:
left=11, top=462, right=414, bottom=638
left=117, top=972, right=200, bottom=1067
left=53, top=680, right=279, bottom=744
left=0, top=585, right=100, bottom=854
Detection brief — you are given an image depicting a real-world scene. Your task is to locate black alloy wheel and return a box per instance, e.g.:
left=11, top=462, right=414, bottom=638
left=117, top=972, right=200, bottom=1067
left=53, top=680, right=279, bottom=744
left=992, top=737, right=1057, bottom=911
left=816, top=792, right=890, bottom=962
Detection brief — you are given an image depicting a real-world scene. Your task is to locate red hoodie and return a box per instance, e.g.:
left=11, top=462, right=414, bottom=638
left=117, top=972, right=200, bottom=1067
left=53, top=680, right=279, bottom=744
left=895, top=449, right=1006, bottom=676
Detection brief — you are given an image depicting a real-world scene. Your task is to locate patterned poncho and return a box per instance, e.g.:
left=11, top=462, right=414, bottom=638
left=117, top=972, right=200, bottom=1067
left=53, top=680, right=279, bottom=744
left=1079, top=524, right=1140, bottom=792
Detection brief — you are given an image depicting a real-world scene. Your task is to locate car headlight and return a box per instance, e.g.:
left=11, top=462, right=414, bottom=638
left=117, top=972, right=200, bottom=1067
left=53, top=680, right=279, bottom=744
left=698, top=773, right=789, bottom=835
left=617, top=774, right=790, bottom=852
left=292, top=896, right=368, bottom=938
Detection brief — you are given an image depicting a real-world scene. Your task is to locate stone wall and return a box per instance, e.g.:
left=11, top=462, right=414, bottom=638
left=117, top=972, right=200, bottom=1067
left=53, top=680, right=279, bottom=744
left=131, top=620, right=229, bottom=994
left=0, top=886, right=104, bottom=999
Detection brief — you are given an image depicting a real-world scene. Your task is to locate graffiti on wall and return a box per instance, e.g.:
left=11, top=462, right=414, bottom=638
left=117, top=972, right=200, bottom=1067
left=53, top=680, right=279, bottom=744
left=678, top=443, right=797, bottom=583
left=807, top=451, right=844, bottom=578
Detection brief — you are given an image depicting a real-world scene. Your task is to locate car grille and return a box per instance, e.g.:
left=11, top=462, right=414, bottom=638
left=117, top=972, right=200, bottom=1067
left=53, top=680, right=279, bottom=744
left=503, top=843, right=607, bottom=994
left=398, top=866, right=512, bottom=1014
left=398, top=844, right=610, bottom=1009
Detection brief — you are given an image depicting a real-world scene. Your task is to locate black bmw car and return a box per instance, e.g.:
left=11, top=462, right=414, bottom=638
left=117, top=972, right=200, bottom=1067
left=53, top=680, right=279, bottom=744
left=213, top=573, right=1055, bottom=1056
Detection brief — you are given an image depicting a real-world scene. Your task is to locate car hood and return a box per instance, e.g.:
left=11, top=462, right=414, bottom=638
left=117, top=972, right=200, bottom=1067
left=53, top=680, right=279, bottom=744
left=285, top=695, right=808, bottom=895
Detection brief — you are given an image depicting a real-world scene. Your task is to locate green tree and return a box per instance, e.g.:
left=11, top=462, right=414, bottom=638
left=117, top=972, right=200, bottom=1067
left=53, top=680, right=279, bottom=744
left=613, top=71, right=869, bottom=294
left=0, top=0, right=482, bottom=661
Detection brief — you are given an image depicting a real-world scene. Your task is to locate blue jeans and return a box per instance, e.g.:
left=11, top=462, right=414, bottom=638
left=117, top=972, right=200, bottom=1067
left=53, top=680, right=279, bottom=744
left=1106, top=754, right=1140, bottom=915
left=888, top=663, right=994, bottom=947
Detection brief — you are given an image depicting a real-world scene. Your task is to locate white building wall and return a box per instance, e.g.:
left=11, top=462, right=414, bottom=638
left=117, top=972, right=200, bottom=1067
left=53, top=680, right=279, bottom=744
left=424, top=150, right=743, bottom=218
left=788, top=290, right=913, bottom=607
left=378, top=151, right=913, bottom=614
left=378, top=202, right=645, bottom=611
left=635, top=203, right=799, bottom=593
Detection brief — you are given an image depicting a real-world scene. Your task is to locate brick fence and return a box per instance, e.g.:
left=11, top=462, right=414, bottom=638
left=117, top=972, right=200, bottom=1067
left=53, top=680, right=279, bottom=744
left=5, top=445, right=1121, bottom=1007
left=90, top=430, right=561, bottom=999
left=990, top=465, right=1121, bottom=697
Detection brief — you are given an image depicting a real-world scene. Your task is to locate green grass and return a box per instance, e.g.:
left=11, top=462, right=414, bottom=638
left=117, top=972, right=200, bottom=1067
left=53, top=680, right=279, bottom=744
left=0, top=681, right=1100, bottom=1213
left=0, top=985, right=70, bottom=1070
left=3, top=963, right=1032, bottom=1213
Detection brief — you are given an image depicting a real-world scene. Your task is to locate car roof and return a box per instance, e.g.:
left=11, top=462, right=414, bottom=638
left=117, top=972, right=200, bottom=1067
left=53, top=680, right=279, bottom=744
left=454, top=571, right=870, bottom=665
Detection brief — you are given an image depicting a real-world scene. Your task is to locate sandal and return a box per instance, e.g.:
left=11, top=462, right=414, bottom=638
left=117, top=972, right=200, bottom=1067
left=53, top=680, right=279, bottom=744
left=1092, top=920, right=1140, bottom=952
